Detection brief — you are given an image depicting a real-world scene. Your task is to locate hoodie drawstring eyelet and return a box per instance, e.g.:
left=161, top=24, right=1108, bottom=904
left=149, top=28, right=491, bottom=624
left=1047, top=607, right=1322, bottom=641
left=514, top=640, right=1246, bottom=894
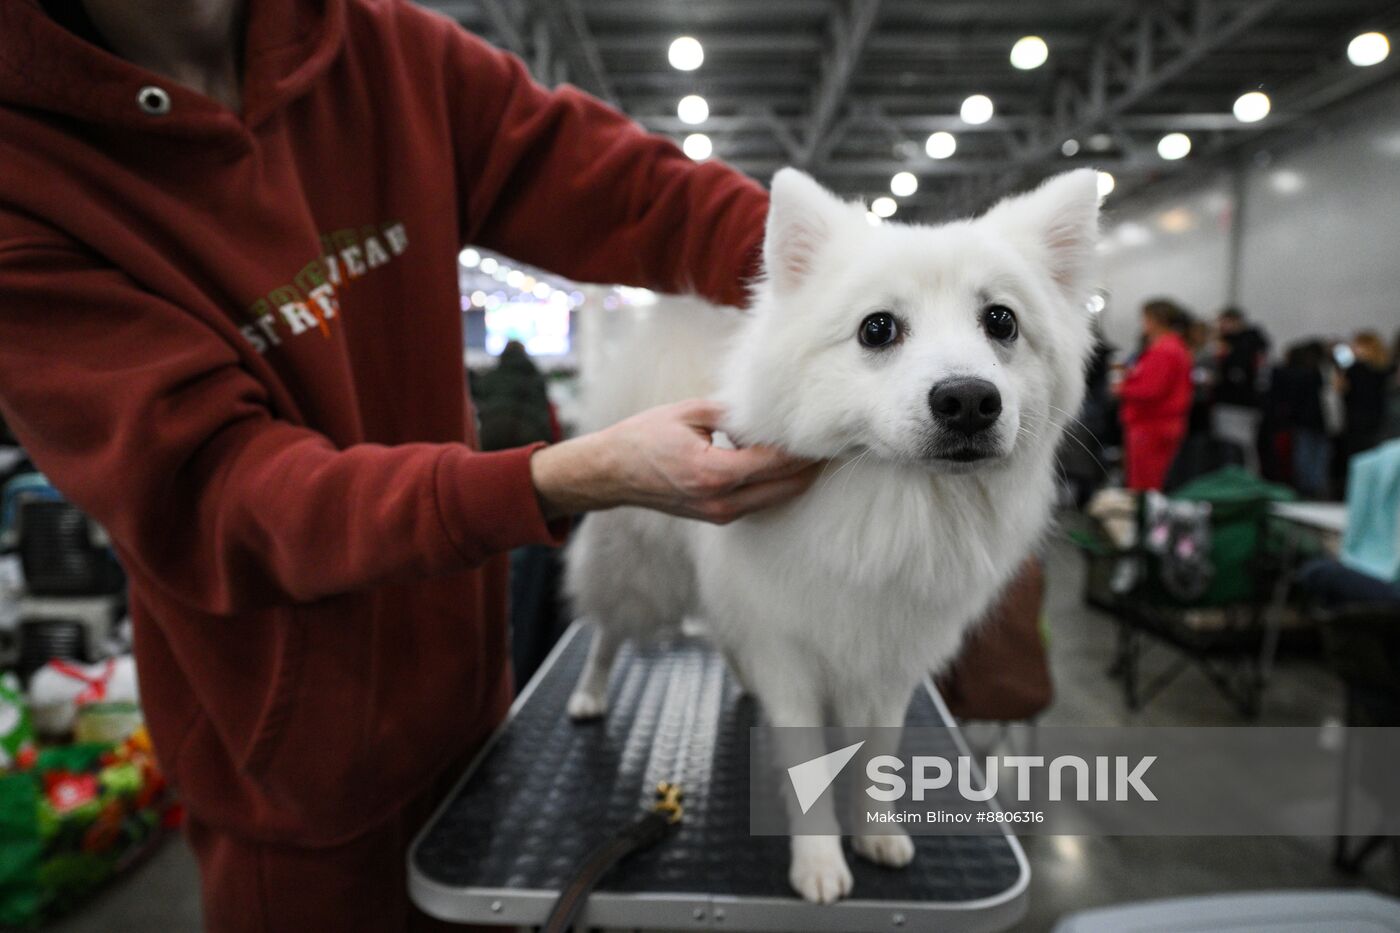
left=137, top=86, right=171, bottom=116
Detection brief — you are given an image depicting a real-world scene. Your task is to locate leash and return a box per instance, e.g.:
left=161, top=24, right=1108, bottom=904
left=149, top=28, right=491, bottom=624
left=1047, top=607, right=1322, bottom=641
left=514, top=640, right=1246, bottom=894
left=540, top=781, right=684, bottom=933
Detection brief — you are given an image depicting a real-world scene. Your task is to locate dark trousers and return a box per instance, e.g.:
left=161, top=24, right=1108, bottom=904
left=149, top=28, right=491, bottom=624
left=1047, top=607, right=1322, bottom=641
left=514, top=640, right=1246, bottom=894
left=1297, top=557, right=1400, bottom=608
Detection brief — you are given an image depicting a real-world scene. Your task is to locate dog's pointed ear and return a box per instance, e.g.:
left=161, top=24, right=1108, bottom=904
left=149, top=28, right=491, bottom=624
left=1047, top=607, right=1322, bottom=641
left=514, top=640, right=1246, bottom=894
left=765, top=168, right=848, bottom=293
left=984, top=169, right=1100, bottom=300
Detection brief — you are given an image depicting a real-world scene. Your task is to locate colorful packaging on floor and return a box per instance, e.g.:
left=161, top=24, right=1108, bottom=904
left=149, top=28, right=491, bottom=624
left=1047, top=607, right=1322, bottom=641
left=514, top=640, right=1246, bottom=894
left=0, top=727, right=177, bottom=927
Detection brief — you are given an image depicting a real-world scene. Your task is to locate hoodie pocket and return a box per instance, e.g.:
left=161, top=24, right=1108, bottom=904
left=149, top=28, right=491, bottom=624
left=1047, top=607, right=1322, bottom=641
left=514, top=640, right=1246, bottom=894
left=241, top=606, right=308, bottom=776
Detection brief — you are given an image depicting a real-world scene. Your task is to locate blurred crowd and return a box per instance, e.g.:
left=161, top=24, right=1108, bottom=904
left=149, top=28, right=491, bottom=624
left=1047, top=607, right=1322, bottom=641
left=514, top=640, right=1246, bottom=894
left=1082, top=301, right=1398, bottom=499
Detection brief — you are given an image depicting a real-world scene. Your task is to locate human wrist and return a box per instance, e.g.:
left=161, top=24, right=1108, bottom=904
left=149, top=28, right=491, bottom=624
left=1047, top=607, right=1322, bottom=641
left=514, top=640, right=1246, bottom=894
left=529, top=432, right=617, bottom=519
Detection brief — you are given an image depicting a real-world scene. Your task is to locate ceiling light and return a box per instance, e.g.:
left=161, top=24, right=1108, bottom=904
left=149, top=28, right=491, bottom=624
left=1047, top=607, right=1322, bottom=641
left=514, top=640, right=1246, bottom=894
left=1233, top=91, right=1271, bottom=123
left=925, top=131, right=956, bottom=159
left=1010, top=36, right=1048, bottom=70
left=1157, top=132, right=1191, bottom=160
left=1117, top=222, right=1152, bottom=246
left=871, top=196, right=897, bottom=218
left=1348, top=32, right=1389, bottom=67
left=1156, top=207, right=1196, bottom=233
left=960, top=94, right=994, bottom=125
left=1270, top=169, right=1304, bottom=194
left=479, top=256, right=498, bottom=274
left=1096, top=171, right=1115, bottom=198
left=682, top=132, right=712, bottom=160
left=890, top=171, right=918, bottom=197
left=1061, top=139, right=1080, bottom=157
left=668, top=36, right=704, bottom=71
left=1088, top=133, right=1114, bottom=151
left=677, top=94, right=709, bottom=125
left=458, top=247, right=480, bottom=268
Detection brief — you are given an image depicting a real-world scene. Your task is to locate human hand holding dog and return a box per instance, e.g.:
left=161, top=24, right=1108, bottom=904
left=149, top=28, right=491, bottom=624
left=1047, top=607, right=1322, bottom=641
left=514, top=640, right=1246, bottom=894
left=530, top=399, right=819, bottom=523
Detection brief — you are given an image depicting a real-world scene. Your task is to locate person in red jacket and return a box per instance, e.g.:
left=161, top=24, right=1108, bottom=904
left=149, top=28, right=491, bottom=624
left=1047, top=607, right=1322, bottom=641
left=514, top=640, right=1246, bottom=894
left=1114, top=300, right=1194, bottom=491
left=0, top=1, right=818, bottom=930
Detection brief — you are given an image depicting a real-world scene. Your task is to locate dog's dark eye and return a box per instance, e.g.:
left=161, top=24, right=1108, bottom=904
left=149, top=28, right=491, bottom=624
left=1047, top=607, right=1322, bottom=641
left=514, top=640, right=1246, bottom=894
left=858, top=312, right=899, bottom=349
left=983, top=305, right=1018, bottom=342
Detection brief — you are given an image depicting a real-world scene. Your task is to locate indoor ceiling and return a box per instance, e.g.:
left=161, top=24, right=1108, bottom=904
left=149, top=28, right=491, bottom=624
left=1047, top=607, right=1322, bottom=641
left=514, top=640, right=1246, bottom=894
left=421, top=0, right=1400, bottom=221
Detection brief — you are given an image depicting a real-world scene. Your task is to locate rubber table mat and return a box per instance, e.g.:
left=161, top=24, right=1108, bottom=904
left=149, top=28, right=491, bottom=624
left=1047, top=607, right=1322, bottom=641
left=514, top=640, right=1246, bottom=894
left=410, top=623, right=1028, bottom=931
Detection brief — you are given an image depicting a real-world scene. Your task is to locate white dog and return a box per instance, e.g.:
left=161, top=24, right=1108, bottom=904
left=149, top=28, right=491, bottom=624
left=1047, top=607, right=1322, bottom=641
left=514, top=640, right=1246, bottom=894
left=565, top=168, right=1099, bottom=903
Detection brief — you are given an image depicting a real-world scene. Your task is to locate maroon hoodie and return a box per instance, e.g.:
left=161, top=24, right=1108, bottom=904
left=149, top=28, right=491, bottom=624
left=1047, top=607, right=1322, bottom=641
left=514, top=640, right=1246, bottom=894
left=0, top=0, right=766, bottom=845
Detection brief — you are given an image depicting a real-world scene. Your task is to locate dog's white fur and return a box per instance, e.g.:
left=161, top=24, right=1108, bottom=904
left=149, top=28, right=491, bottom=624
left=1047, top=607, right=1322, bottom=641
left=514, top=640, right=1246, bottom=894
left=565, top=169, right=1099, bottom=903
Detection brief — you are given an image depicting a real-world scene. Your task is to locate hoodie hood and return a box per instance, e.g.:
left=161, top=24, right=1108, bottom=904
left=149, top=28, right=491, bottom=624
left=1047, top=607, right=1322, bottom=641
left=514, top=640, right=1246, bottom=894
left=0, top=0, right=345, bottom=139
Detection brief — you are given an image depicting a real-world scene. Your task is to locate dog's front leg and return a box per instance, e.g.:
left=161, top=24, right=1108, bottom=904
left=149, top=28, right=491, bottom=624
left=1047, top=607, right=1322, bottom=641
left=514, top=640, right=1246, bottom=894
left=567, top=622, right=622, bottom=720
left=837, top=690, right=916, bottom=869
left=757, top=677, right=854, bottom=904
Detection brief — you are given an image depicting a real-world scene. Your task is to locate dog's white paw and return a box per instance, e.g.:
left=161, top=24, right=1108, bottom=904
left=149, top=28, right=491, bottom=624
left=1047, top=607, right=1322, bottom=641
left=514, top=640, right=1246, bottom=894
left=853, top=831, right=915, bottom=868
left=566, top=690, right=606, bottom=720
left=789, top=838, right=853, bottom=904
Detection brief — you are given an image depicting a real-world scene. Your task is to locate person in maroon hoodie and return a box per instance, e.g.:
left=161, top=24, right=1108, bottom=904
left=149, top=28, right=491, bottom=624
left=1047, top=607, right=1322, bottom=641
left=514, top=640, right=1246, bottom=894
left=1114, top=300, right=1194, bottom=491
left=0, top=1, right=819, bottom=929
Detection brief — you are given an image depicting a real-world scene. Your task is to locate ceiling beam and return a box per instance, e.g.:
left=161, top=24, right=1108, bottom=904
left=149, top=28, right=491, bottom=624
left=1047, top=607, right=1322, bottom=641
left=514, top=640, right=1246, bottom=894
left=635, top=111, right=1271, bottom=136
left=801, top=0, right=884, bottom=167
left=728, top=155, right=1156, bottom=180
left=1016, top=0, right=1288, bottom=166
left=1109, top=24, right=1400, bottom=204
left=544, top=0, right=618, bottom=104
left=473, top=0, right=524, bottom=54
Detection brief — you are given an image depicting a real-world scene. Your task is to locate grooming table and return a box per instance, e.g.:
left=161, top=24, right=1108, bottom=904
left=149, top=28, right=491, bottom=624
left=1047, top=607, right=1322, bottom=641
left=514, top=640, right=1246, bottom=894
left=409, top=623, right=1029, bottom=932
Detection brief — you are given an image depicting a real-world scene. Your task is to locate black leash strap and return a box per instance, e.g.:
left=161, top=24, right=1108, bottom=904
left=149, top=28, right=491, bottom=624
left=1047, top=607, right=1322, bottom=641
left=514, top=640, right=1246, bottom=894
left=541, top=782, right=684, bottom=933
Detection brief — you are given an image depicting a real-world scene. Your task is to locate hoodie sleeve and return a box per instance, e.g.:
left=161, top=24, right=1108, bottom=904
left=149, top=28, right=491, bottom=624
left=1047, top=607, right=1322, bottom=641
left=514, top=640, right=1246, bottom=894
left=0, top=243, right=564, bottom=616
left=436, top=23, right=769, bottom=309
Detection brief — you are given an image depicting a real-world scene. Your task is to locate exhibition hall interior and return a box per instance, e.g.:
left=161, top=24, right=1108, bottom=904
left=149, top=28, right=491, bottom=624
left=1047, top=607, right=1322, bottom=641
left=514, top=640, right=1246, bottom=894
left=1, top=0, right=1399, bottom=930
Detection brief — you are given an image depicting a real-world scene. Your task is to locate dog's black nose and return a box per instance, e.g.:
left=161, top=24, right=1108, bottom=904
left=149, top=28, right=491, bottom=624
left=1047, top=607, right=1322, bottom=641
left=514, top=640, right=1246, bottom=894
left=929, top=378, right=1002, bottom=435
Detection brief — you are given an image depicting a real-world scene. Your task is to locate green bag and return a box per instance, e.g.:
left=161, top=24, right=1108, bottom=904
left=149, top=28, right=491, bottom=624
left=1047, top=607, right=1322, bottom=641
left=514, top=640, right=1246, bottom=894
left=0, top=773, right=43, bottom=926
left=1168, top=466, right=1297, bottom=605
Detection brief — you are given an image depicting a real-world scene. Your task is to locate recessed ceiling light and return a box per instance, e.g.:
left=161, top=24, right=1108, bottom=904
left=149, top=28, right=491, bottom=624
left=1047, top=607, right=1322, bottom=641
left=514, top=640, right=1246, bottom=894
left=871, top=196, right=897, bottom=218
left=1348, top=31, right=1389, bottom=67
left=677, top=94, right=709, bottom=125
left=1010, top=36, right=1048, bottom=70
left=668, top=36, right=704, bottom=71
left=1157, top=132, right=1191, bottom=160
left=682, top=133, right=712, bottom=160
left=1232, top=91, right=1271, bottom=123
left=1096, top=171, right=1115, bottom=198
left=1061, top=139, right=1080, bottom=157
left=890, top=171, right=918, bottom=196
left=925, top=131, right=956, bottom=159
left=960, top=94, right=994, bottom=125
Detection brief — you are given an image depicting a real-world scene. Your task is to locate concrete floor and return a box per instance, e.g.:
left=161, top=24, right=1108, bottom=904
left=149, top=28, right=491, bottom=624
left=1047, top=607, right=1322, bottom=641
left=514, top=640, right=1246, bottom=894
left=44, top=532, right=1398, bottom=932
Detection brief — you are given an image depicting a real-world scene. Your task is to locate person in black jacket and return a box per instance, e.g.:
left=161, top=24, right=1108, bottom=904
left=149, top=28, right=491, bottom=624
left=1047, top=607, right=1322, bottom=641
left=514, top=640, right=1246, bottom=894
left=1338, top=331, right=1392, bottom=490
left=1212, top=307, right=1270, bottom=472
left=1272, top=341, right=1331, bottom=498
left=472, top=340, right=556, bottom=451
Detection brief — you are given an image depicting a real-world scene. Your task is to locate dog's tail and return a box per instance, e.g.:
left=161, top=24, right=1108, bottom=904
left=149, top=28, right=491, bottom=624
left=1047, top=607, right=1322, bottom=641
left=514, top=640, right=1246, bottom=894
left=575, top=295, right=742, bottom=432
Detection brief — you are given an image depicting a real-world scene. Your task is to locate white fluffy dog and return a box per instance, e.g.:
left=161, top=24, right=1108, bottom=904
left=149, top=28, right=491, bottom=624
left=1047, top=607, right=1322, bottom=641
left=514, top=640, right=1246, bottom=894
left=565, top=168, right=1099, bottom=903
